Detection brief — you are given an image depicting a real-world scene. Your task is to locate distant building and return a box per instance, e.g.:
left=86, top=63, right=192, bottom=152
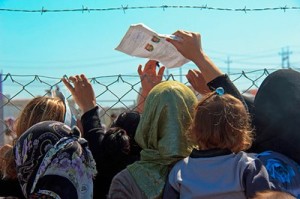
left=0, top=97, right=30, bottom=145
left=2, top=98, right=30, bottom=119
left=243, top=88, right=258, bottom=101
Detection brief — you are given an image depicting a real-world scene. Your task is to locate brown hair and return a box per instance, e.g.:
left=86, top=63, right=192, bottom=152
left=14, top=96, right=65, bottom=137
left=252, top=190, right=296, bottom=199
left=0, top=96, right=65, bottom=179
left=190, top=92, right=253, bottom=153
left=0, top=144, right=16, bottom=179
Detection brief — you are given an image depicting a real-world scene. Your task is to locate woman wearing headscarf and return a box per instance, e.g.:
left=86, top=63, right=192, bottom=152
left=62, top=60, right=165, bottom=199
left=251, top=69, right=300, bottom=163
left=13, top=121, right=97, bottom=199
left=250, top=69, right=300, bottom=198
left=107, top=31, right=242, bottom=199
left=0, top=96, right=67, bottom=199
left=108, top=80, right=198, bottom=199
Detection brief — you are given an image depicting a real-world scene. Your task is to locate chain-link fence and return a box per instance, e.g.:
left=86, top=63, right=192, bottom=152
left=0, top=68, right=295, bottom=145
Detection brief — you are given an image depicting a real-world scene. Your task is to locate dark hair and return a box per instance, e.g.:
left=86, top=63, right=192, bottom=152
left=111, top=111, right=140, bottom=138
left=101, top=127, right=131, bottom=165
left=110, top=111, right=141, bottom=156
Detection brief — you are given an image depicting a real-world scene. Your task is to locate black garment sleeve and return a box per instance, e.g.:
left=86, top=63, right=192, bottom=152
left=242, top=158, right=277, bottom=198
left=163, top=179, right=179, bottom=199
left=0, top=178, right=25, bottom=198
left=33, top=175, right=78, bottom=199
left=81, top=106, right=105, bottom=162
left=207, top=74, right=254, bottom=115
left=81, top=106, right=109, bottom=199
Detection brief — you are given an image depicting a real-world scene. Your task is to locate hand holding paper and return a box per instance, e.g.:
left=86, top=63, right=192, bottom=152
left=166, top=30, right=203, bottom=63
left=115, top=23, right=190, bottom=68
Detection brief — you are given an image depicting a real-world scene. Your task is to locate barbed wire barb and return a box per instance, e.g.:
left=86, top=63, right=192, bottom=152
left=282, top=5, right=288, bottom=12
left=202, top=4, right=208, bottom=10
left=121, top=5, right=128, bottom=14
left=242, top=6, right=247, bottom=14
left=81, top=5, right=89, bottom=13
left=162, top=5, right=168, bottom=11
left=41, top=7, right=46, bottom=15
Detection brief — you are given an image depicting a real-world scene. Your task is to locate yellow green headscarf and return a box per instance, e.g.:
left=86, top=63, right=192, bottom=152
left=127, top=81, right=197, bottom=198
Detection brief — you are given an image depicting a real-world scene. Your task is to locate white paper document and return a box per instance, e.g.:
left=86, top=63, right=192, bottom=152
left=115, top=23, right=190, bottom=68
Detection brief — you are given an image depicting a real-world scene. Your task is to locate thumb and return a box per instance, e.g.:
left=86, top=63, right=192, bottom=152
left=158, top=66, right=166, bottom=81
left=166, top=38, right=181, bottom=51
left=137, top=64, right=143, bottom=76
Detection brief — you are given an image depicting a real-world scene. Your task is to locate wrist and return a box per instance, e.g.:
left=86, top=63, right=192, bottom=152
left=141, top=89, right=150, bottom=98
left=191, top=50, right=205, bottom=64
left=81, top=103, right=97, bottom=114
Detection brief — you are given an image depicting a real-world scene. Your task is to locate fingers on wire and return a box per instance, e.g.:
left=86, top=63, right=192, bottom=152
left=80, top=74, right=91, bottom=87
left=68, top=75, right=85, bottom=88
left=62, top=77, right=75, bottom=93
left=75, top=75, right=82, bottom=82
left=69, top=76, right=77, bottom=83
left=80, top=74, right=88, bottom=82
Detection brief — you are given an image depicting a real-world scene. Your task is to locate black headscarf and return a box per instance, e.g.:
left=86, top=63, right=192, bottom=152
left=251, top=69, right=300, bottom=164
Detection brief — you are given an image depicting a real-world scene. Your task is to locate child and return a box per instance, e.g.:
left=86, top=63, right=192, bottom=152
left=163, top=87, right=276, bottom=199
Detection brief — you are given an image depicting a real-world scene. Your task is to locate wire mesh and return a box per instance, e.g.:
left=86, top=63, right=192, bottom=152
left=0, top=68, right=297, bottom=143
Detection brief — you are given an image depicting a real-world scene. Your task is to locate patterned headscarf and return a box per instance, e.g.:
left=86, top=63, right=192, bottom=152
left=14, top=121, right=97, bottom=199
left=127, top=81, right=197, bottom=198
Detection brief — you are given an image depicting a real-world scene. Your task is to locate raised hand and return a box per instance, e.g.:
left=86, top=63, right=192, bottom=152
left=167, top=30, right=223, bottom=83
left=62, top=74, right=96, bottom=114
left=167, top=31, right=203, bottom=62
left=186, top=69, right=210, bottom=95
left=138, top=60, right=165, bottom=96
left=136, top=60, right=165, bottom=113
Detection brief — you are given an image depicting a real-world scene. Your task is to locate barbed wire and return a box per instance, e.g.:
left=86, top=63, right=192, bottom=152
left=0, top=5, right=300, bottom=14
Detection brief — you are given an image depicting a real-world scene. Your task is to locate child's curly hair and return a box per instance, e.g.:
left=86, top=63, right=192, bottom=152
left=190, top=92, right=253, bottom=153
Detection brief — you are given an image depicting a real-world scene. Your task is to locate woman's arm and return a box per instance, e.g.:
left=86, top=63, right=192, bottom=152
left=168, top=31, right=249, bottom=109
left=62, top=74, right=105, bottom=160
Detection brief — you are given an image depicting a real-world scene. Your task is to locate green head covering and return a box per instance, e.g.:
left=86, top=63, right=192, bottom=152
left=127, top=81, right=197, bottom=198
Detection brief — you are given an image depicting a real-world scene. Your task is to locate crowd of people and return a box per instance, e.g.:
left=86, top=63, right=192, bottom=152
left=0, top=30, right=300, bottom=199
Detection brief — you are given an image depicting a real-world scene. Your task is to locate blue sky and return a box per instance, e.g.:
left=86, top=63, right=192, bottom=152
left=1, top=0, right=300, bottom=99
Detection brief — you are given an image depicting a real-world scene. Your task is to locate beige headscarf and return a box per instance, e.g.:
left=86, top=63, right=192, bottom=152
left=127, top=81, right=197, bottom=198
